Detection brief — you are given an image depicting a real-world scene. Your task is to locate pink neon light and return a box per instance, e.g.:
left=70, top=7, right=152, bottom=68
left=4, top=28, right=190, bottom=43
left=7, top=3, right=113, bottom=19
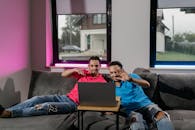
left=55, top=63, right=108, bottom=68
left=46, top=0, right=53, bottom=67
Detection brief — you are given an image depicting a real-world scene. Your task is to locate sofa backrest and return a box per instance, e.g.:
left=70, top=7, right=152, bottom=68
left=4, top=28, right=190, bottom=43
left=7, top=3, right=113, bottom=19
left=133, top=68, right=195, bottom=111
left=133, top=68, right=158, bottom=101
left=28, top=71, right=77, bottom=98
left=154, top=73, right=195, bottom=110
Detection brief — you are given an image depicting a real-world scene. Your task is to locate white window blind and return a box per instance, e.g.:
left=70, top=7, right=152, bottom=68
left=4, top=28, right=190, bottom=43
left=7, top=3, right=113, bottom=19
left=56, top=0, right=106, bottom=14
left=158, top=0, right=195, bottom=8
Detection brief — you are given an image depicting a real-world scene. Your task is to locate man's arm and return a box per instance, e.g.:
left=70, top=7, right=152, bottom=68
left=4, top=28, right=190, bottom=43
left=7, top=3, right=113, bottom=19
left=117, top=71, right=150, bottom=87
left=128, top=76, right=150, bottom=87
left=61, top=68, right=85, bottom=77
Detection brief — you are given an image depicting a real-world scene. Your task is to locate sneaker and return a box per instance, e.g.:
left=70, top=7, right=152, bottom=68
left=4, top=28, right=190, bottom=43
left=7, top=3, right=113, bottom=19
left=0, top=105, right=11, bottom=118
left=0, top=105, right=5, bottom=114
left=0, top=110, right=11, bottom=118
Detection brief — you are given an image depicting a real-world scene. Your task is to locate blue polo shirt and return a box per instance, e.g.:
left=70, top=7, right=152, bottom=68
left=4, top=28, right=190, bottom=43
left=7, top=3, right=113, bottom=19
left=115, top=73, right=152, bottom=115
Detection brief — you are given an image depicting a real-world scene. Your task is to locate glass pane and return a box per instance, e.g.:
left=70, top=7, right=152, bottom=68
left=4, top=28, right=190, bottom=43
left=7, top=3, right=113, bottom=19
left=102, top=14, right=106, bottom=24
left=58, top=14, right=107, bottom=61
left=93, top=15, right=98, bottom=24
left=156, top=8, right=195, bottom=61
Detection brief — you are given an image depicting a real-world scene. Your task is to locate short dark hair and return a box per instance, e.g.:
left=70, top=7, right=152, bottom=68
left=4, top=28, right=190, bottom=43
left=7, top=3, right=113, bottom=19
left=108, top=61, right=123, bottom=68
left=89, top=56, right=101, bottom=63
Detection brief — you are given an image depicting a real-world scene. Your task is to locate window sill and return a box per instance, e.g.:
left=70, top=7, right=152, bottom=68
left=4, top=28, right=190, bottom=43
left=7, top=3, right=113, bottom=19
left=54, top=63, right=107, bottom=68
left=50, top=63, right=109, bottom=73
left=150, top=65, right=195, bottom=73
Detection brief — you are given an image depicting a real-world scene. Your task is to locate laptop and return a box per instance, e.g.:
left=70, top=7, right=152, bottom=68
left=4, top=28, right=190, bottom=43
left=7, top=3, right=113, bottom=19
left=78, top=82, right=117, bottom=107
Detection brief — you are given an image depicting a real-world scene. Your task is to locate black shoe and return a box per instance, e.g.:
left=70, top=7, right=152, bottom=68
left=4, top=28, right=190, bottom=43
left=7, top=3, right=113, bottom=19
left=0, top=105, right=5, bottom=115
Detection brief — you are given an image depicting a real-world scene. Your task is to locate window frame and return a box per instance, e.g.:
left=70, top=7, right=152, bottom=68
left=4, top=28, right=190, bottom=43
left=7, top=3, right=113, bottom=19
left=150, top=0, right=195, bottom=67
left=51, top=0, right=112, bottom=65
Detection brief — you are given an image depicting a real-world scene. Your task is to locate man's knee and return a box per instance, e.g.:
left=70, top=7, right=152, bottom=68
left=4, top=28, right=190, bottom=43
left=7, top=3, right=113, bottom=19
left=34, top=103, right=50, bottom=111
left=155, top=111, right=165, bottom=120
left=154, top=111, right=170, bottom=121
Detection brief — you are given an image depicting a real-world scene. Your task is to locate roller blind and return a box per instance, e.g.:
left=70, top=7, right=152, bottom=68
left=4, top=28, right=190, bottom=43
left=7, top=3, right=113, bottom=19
left=56, top=0, right=106, bottom=14
left=158, top=0, right=195, bottom=8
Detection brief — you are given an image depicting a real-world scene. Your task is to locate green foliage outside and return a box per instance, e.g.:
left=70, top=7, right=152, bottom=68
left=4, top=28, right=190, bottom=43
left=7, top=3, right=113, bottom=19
left=173, top=33, right=195, bottom=42
left=164, top=32, right=195, bottom=56
left=58, top=15, right=82, bottom=52
left=157, top=51, right=195, bottom=61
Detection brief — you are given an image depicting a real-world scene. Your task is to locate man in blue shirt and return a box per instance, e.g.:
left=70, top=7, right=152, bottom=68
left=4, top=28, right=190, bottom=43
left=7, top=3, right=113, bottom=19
left=108, top=61, right=174, bottom=130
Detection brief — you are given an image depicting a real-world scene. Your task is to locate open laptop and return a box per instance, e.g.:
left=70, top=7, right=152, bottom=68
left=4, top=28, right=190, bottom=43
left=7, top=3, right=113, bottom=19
left=78, top=82, right=117, bottom=107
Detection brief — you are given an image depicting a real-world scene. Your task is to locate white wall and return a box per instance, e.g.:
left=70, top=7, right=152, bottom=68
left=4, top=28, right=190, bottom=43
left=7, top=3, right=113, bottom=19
left=112, top=0, right=150, bottom=72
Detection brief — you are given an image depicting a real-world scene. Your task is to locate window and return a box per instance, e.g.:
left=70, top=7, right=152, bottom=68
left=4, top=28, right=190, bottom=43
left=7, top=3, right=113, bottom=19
left=93, top=14, right=106, bottom=24
left=150, top=0, right=195, bottom=67
left=51, top=0, right=111, bottom=65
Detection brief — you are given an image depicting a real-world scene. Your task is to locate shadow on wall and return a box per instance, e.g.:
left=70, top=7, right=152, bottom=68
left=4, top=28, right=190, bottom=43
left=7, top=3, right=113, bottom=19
left=0, top=78, right=21, bottom=108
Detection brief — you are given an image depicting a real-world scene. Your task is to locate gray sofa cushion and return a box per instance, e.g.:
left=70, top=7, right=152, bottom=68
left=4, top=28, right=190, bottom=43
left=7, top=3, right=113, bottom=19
left=0, top=114, right=76, bottom=130
left=28, top=71, right=76, bottom=98
left=167, top=110, right=195, bottom=120
left=171, top=119, right=195, bottom=130
left=75, top=111, right=129, bottom=130
left=157, top=74, right=195, bottom=110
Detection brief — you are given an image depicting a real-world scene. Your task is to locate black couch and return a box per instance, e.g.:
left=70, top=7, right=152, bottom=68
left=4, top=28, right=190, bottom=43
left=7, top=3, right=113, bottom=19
left=0, top=69, right=195, bottom=130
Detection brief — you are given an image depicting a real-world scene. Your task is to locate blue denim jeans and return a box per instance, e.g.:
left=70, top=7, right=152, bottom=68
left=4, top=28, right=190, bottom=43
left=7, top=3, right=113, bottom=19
left=7, top=95, right=77, bottom=117
left=129, top=104, right=174, bottom=130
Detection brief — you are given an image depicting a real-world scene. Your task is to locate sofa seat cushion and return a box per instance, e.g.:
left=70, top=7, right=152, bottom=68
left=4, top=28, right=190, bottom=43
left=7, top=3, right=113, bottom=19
left=167, top=110, right=195, bottom=130
left=75, top=111, right=129, bottom=130
left=166, top=110, right=195, bottom=120
left=0, top=114, right=76, bottom=130
left=166, top=110, right=195, bottom=130
left=171, top=119, right=195, bottom=130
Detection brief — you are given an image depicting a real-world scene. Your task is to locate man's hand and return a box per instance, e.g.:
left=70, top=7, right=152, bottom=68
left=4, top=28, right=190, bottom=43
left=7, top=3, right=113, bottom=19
left=115, top=70, right=132, bottom=82
left=74, top=68, right=85, bottom=76
left=61, top=68, right=85, bottom=77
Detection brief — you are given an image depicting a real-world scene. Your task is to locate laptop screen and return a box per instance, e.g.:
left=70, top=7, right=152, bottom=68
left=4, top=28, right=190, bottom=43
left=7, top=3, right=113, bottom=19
left=78, top=82, right=117, bottom=107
